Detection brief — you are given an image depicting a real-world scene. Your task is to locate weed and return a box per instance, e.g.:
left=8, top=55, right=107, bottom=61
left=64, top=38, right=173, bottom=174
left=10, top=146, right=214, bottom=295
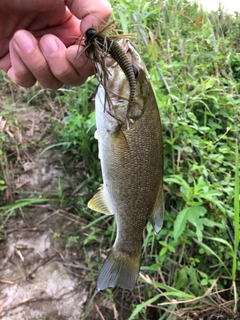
left=0, top=179, right=6, bottom=191
left=0, top=198, right=57, bottom=232
left=50, top=79, right=100, bottom=180
left=0, top=0, right=239, bottom=318
left=108, top=0, right=240, bottom=318
left=66, top=235, right=80, bottom=248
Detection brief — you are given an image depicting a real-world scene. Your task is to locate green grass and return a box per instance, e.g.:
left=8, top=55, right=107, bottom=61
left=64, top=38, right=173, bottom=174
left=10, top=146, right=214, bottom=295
left=0, top=0, right=239, bottom=318
left=233, top=139, right=240, bottom=311
left=109, top=0, right=240, bottom=318
left=0, top=197, right=57, bottom=238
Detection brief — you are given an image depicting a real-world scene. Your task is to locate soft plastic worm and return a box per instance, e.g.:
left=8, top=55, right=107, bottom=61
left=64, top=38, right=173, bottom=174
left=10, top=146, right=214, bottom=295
left=85, top=28, right=137, bottom=126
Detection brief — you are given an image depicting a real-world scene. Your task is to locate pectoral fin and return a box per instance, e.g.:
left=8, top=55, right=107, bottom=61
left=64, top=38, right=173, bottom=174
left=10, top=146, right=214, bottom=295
left=149, top=188, right=164, bottom=233
left=88, top=185, right=113, bottom=215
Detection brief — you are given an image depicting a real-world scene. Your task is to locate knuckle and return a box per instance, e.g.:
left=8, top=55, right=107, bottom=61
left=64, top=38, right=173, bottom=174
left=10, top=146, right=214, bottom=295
left=15, top=75, right=36, bottom=88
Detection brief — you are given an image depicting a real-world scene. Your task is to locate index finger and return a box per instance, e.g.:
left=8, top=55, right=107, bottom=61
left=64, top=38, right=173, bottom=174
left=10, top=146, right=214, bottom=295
left=66, top=0, right=112, bottom=34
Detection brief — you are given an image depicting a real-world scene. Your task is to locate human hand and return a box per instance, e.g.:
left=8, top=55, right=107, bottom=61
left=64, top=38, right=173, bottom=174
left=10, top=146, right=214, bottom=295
left=0, top=0, right=111, bottom=88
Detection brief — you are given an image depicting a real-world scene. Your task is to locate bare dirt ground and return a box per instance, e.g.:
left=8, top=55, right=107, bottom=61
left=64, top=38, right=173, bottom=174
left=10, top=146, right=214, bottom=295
left=0, top=98, right=128, bottom=320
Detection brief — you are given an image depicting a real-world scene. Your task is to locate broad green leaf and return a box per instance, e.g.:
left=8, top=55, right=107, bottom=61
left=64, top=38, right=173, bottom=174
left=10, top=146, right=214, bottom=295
left=201, top=218, right=225, bottom=229
left=176, top=268, right=188, bottom=290
left=174, top=207, right=189, bottom=241
left=188, top=265, right=199, bottom=292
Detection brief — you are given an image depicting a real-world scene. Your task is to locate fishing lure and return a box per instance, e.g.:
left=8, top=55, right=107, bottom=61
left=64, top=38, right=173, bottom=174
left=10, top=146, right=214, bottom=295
left=76, top=22, right=137, bottom=129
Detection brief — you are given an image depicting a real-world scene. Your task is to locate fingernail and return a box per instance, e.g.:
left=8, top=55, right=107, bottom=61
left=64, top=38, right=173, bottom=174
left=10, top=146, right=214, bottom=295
left=40, top=35, right=59, bottom=57
left=14, top=31, right=34, bottom=53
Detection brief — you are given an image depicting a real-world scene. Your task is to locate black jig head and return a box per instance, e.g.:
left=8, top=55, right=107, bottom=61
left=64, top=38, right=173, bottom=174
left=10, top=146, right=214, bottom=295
left=85, top=28, right=97, bottom=45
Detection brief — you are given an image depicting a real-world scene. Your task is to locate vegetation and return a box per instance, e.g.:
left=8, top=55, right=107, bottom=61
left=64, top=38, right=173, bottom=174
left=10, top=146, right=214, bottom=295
left=116, top=1, right=240, bottom=318
left=0, top=0, right=239, bottom=319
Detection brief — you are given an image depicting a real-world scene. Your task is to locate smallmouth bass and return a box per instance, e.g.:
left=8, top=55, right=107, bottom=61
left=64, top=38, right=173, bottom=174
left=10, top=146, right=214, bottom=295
left=88, top=39, right=164, bottom=291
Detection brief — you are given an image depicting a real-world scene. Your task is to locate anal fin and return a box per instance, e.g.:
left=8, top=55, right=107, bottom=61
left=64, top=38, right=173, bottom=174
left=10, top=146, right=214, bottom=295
left=149, top=188, right=164, bottom=233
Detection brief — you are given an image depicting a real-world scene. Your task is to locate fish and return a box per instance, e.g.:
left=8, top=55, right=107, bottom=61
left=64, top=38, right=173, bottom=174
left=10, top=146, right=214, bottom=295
left=88, top=39, right=164, bottom=291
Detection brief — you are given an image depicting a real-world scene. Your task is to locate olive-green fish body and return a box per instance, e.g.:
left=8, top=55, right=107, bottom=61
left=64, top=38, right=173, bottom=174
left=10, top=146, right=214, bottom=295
left=88, top=39, right=164, bottom=291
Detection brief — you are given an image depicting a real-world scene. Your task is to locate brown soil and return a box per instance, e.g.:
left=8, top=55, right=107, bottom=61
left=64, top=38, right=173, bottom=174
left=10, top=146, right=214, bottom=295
left=0, top=97, right=124, bottom=320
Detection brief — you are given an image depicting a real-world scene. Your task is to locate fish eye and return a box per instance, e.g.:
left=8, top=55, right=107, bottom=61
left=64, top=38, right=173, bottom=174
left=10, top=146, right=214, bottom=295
left=85, top=28, right=96, bottom=42
left=132, top=65, right=139, bottom=78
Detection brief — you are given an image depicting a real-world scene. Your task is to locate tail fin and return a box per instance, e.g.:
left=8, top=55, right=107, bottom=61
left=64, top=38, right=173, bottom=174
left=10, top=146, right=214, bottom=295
left=97, top=248, right=141, bottom=291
